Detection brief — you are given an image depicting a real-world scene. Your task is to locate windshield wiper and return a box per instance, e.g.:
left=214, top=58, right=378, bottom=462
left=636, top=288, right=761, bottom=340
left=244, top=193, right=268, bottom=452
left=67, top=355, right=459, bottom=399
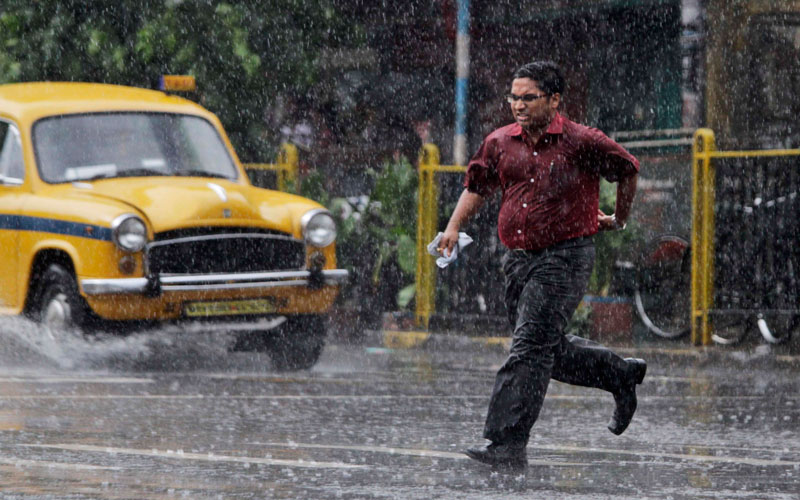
left=115, top=168, right=168, bottom=178
left=174, top=169, right=231, bottom=179
left=80, top=168, right=230, bottom=181
left=83, top=173, right=115, bottom=182
left=81, top=168, right=165, bottom=182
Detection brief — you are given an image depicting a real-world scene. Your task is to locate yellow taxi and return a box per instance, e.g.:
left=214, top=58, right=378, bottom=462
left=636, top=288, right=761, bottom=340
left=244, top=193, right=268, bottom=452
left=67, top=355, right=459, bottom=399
left=0, top=81, right=346, bottom=369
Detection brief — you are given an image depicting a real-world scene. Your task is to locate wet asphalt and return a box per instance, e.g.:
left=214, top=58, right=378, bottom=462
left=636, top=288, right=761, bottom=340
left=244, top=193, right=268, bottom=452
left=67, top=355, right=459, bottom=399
left=1, top=318, right=799, bottom=499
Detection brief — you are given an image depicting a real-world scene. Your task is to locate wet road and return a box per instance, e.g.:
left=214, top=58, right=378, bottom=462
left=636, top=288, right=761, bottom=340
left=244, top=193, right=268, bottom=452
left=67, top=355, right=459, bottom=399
left=1, top=318, right=799, bottom=499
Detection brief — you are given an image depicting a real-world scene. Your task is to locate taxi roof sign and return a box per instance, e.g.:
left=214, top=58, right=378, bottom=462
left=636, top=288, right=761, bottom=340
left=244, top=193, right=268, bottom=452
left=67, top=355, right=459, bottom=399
left=159, top=75, right=196, bottom=92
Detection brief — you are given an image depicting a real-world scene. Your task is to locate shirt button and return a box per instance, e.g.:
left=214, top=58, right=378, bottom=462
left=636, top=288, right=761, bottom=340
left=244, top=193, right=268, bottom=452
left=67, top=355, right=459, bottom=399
left=533, top=152, right=538, bottom=156
left=529, top=178, right=534, bottom=183
left=522, top=203, right=527, bottom=208
left=517, top=230, right=522, bottom=234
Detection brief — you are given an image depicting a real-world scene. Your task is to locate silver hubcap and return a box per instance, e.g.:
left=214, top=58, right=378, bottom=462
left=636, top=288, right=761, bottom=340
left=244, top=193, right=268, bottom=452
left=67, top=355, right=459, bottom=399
left=43, top=292, right=71, bottom=329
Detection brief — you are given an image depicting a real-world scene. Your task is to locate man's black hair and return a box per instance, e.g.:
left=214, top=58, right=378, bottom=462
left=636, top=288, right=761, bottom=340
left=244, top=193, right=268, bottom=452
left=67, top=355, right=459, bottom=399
left=513, top=61, right=565, bottom=95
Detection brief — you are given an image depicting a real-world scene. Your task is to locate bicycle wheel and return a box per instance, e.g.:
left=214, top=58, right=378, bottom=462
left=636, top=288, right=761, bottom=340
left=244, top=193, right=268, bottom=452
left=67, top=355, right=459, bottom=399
left=634, top=235, right=691, bottom=339
left=710, top=312, right=751, bottom=345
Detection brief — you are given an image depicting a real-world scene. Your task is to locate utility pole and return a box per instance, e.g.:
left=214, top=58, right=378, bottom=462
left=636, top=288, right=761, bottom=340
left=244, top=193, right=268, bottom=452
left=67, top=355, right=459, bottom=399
left=453, top=0, right=470, bottom=165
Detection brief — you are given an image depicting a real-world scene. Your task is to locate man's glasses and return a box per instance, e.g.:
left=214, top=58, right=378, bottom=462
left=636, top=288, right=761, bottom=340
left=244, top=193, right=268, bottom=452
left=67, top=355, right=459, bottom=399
left=506, top=93, right=549, bottom=103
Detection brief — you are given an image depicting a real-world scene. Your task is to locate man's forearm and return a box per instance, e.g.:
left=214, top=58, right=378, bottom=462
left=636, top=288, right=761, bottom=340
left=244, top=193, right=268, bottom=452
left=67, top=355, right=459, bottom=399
left=614, top=174, right=638, bottom=223
left=445, top=189, right=486, bottom=233
left=438, top=189, right=486, bottom=254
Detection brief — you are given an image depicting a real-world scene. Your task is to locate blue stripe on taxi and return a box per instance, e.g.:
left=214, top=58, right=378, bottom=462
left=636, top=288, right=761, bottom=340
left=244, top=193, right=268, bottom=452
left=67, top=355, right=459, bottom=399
left=0, top=214, right=112, bottom=241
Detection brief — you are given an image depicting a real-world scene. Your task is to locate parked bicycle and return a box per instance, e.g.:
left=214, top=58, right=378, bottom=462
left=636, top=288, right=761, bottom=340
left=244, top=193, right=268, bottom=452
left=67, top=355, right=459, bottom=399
left=710, top=185, right=800, bottom=345
left=633, top=234, right=691, bottom=339
left=634, top=222, right=799, bottom=345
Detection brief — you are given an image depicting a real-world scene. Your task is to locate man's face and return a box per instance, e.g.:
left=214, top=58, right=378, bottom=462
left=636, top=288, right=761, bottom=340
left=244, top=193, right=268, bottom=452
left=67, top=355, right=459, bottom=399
left=509, top=78, right=560, bottom=132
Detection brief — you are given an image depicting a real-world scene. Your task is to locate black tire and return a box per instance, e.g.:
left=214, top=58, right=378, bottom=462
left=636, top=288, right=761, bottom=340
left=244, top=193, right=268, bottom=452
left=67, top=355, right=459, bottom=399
left=232, top=315, right=326, bottom=371
left=267, top=315, right=326, bottom=371
left=33, top=263, right=89, bottom=332
left=634, top=235, right=691, bottom=339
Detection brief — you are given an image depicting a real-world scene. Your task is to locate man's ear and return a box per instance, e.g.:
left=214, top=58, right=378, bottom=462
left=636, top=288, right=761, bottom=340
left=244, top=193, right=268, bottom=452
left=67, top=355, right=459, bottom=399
left=549, top=93, right=561, bottom=109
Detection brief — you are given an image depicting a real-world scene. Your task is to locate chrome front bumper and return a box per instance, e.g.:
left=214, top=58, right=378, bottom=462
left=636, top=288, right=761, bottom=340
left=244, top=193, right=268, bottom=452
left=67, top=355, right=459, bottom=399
left=81, top=269, right=349, bottom=296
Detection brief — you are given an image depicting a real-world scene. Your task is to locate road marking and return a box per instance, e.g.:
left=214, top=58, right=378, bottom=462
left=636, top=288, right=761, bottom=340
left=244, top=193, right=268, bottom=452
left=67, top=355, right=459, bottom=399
left=21, top=444, right=365, bottom=470
left=377, top=335, right=800, bottom=364
left=252, top=442, right=588, bottom=466
left=0, top=393, right=792, bottom=402
left=0, top=376, right=153, bottom=384
left=0, top=457, right=120, bottom=471
left=14, top=440, right=800, bottom=471
left=642, top=375, right=708, bottom=382
left=678, top=443, right=800, bottom=455
left=254, top=441, right=800, bottom=468
left=202, top=373, right=366, bottom=384
left=0, top=394, right=486, bottom=401
left=529, top=444, right=800, bottom=467
left=0, top=372, right=786, bottom=388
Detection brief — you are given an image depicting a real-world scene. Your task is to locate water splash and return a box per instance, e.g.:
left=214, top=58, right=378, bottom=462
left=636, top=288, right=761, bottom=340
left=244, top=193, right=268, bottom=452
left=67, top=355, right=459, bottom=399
left=0, top=317, right=246, bottom=372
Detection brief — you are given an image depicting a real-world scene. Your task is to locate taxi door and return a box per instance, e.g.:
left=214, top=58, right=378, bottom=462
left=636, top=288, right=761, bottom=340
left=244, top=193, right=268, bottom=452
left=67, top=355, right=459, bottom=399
left=0, top=120, right=25, bottom=313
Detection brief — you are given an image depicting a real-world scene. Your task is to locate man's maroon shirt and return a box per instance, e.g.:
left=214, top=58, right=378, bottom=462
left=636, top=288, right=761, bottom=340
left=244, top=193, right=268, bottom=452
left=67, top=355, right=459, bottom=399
left=464, top=113, right=639, bottom=251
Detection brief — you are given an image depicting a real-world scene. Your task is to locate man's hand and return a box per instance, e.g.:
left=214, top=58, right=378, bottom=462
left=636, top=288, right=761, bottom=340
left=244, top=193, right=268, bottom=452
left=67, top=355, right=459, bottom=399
left=438, top=229, right=459, bottom=257
left=597, top=209, right=617, bottom=231
left=439, top=189, right=486, bottom=256
left=598, top=174, right=637, bottom=231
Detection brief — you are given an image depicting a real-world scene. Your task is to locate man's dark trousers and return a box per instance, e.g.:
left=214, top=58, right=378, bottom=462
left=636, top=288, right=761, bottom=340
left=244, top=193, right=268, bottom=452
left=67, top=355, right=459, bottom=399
left=483, top=236, right=634, bottom=446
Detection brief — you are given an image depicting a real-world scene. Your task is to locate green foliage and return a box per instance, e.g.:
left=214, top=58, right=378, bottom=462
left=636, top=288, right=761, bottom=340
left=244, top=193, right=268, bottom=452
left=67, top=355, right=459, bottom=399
left=589, top=178, right=642, bottom=295
left=397, top=283, right=416, bottom=309
left=368, top=156, right=417, bottom=271
left=0, top=0, right=364, bottom=161
left=395, top=233, right=417, bottom=278
left=328, top=156, right=418, bottom=310
left=297, top=168, right=329, bottom=207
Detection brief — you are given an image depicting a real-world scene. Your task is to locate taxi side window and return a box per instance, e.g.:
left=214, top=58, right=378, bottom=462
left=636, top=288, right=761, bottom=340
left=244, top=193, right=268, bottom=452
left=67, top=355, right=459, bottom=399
left=0, top=121, right=24, bottom=184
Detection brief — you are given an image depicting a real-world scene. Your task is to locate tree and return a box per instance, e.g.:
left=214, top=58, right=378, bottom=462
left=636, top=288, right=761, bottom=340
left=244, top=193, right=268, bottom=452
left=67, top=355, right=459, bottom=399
left=0, top=0, right=361, bottom=160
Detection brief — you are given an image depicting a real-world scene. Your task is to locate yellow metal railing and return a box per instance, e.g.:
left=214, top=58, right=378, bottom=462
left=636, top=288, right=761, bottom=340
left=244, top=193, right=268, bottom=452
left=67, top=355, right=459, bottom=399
left=691, top=129, right=716, bottom=346
left=243, top=143, right=299, bottom=192
left=690, top=129, right=800, bottom=345
left=414, top=131, right=800, bottom=344
left=415, top=143, right=466, bottom=328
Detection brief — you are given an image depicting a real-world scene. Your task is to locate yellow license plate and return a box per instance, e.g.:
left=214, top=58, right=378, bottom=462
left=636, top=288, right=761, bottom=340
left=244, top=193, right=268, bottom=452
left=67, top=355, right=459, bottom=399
left=183, top=298, right=278, bottom=317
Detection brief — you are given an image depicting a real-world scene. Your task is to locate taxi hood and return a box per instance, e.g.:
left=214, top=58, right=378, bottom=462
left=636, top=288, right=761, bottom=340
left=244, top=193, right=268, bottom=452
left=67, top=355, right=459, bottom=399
left=66, top=177, right=322, bottom=238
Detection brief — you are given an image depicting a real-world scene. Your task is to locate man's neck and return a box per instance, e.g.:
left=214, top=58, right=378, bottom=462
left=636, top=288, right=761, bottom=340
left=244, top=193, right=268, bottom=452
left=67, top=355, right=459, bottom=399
left=521, top=112, right=555, bottom=143
left=522, top=124, right=547, bottom=144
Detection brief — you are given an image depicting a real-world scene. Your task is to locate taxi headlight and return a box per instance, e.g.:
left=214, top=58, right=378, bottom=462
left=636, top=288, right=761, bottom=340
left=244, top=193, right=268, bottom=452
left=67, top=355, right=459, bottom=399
left=112, top=214, right=147, bottom=252
left=301, top=209, right=337, bottom=248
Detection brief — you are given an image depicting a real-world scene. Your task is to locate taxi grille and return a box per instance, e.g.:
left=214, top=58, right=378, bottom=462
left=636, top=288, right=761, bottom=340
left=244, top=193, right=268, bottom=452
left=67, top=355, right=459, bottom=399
left=146, top=228, right=305, bottom=275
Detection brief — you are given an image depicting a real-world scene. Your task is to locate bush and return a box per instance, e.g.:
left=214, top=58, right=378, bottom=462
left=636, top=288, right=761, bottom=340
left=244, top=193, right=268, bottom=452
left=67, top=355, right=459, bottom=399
left=319, top=156, right=418, bottom=323
left=589, top=179, right=643, bottom=295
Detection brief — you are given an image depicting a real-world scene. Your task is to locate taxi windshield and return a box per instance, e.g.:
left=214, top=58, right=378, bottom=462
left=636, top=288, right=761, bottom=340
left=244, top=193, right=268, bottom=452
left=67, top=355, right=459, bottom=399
left=33, top=112, right=239, bottom=183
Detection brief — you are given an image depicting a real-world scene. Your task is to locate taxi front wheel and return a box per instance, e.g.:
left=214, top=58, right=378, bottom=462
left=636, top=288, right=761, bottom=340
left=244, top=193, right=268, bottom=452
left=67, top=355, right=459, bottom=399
left=232, top=315, right=326, bottom=370
left=33, top=263, right=89, bottom=333
left=267, top=315, right=327, bottom=371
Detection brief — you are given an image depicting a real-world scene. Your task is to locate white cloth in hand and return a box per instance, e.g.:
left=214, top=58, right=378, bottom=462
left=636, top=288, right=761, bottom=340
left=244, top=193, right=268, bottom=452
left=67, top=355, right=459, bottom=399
left=427, top=232, right=473, bottom=268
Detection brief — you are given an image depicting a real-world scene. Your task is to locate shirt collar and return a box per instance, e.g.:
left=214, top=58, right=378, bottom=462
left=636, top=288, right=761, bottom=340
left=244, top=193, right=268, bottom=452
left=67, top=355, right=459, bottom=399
left=507, top=112, right=565, bottom=139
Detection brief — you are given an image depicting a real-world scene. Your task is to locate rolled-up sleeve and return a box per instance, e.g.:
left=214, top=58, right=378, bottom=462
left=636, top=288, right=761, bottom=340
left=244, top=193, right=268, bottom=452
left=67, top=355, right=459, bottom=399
left=585, top=129, right=639, bottom=182
left=464, top=137, right=500, bottom=197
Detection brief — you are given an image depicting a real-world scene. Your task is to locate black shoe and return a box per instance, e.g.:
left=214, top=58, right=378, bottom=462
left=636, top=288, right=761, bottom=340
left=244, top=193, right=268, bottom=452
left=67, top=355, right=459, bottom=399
left=608, top=358, right=647, bottom=435
left=465, top=443, right=527, bottom=469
